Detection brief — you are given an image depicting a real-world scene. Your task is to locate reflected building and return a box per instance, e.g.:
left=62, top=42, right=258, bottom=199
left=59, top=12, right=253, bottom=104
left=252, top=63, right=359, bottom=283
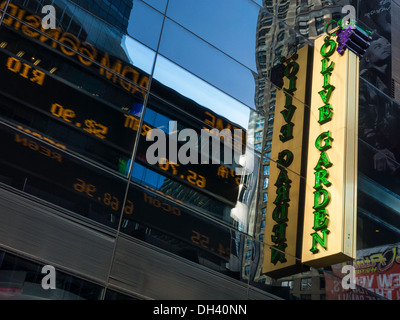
left=68, top=0, right=134, bottom=31
left=0, top=0, right=271, bottom=299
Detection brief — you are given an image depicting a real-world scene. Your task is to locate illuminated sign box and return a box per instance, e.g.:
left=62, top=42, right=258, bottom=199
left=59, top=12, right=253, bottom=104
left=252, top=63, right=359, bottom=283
left=263, top=45, right=310, bottom=277
left=301, top=32, right=358, bottom=268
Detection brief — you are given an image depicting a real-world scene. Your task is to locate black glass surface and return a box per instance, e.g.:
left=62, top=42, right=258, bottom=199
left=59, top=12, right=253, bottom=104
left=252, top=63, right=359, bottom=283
left=0, top=121, right=128, bottom=229
left=0, top=250, right=103, bottom=300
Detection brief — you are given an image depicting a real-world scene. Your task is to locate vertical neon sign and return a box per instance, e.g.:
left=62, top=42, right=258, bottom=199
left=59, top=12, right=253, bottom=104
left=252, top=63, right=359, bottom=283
left=302, top=31, right=358, bottom=268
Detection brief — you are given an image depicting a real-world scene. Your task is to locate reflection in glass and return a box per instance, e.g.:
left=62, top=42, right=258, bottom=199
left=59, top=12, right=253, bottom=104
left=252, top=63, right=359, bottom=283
left=136, top=95, right=245, bottom=206
left=166, top=0, right=262, bottom=71
left=151, top=56, right=262, bottom=216
left=68, top=0, right=134, bottom=32
left=0, top=122, right=127, bottom=230
left=122, top=35, right=156, bottom=74
left=0, top=251, right=102, bottom=300
left=0, top=36, right=142, bottom=173
left=358, top=79, right=400, bottom=192
left=142, top=0, right=168, bottom=13
left=158, top=19, right=257, bottom=108
left=0, top=1, right=157, bottom=173
left=279, top=0, right=345, bottom=38
left=120, top=182, right=239, bottom=275
left=358, top=171, right=400, bottom=250
left=138, top=88, right=262, bottom=233
left=130, top=161, right=235, bottom=225
left=104, top=289, right=137, bottom=300
left=14, top=0, right=164, bottom=51
left=355, top=0, right=391, bottom=42
left=252, top=0, right=263, bottom=7
left=152, top=55, right=252, bottom=130
left=8, top=0, right=155, bottom=80
left=126, top=0, right=164, bottom=50
left=359, top=35, right=392, bottom=97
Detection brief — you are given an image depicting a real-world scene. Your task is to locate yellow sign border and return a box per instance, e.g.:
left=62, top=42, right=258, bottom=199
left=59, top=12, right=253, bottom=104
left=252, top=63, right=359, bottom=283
left=301, top=34, right=358, bottom=268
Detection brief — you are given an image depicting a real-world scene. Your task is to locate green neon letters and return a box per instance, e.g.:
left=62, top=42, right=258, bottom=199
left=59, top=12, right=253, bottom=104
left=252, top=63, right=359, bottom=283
left=310, top=37, right=336, bottom=254
left=315, top=131, right=333, bottom=151
left=320, top=39, right=337, bottom=58
left=318, top=39, right=336, bottom=124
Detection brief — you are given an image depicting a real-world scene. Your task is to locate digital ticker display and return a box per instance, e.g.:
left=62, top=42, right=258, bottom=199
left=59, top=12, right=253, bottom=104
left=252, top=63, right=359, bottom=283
left=0, top=50, right=140, bottom=151
left=0, top=1, right=248, bottom=251
left=0, top=121, right=233, bottom=260
left=0, top=14, right=244, bottom=207
left=0, top=46, right=241, bottom=205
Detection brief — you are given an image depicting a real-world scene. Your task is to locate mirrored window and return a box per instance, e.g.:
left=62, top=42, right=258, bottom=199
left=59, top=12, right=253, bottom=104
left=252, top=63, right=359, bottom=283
left=355, top=0, right=391, bottom=43
left=166, top=0, right=263, bottom=71
left=120, top=182, right=235, bottom=262
left=68, top=0, right=135, bottom=32
left=152, top=55, right=253, bottom=130
left=359, top=35, right=392, bottom=97
left=158, top=19, right=258, bottom=109
left=126, top=0, right=164, bottom=50
left=0, top=4, right=156, bottom=173
left=129, top=162, right=236, bottom=226
left=9, top=0, right=158, bottom=67
left=142, top=0, right=168, bottom=13
left=0, top=251, right=103, bottom=300
left=358, top=79, right=399, bottom=196
left=0, top=123, right=128, bottom=230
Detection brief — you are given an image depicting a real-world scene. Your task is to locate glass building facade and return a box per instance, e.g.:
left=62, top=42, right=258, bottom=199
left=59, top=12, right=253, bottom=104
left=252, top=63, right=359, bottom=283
left=0, top=0, right=398, bottom=300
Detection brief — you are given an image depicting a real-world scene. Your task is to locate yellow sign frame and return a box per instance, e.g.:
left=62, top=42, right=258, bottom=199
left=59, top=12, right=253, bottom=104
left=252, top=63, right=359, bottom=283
left=301, top=33, right=358, bottom=268
left=262, top=45, right=309, bottom=277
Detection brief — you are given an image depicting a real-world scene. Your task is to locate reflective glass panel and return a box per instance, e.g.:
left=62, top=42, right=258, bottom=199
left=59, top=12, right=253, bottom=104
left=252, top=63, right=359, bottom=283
left=355, top=0, right=391, bottom=43
left=158, top=18, right=257, bottom=109
left=358, top=78, right=399, bottom=194
left=166, top=0, right=263, bottom=71
left=152, top=54, right=254, bottom=131
left=126, top=0, right=164, bottom=50
left=252, top=0, right=263, bottom=7
left=359, top=34, right=392, bottom=98
left=277, top=0, right=344, bottom=35
left=142, top=0, right=167, bottom=13
left=129, top=161, right=236, bottom=226
left=0, top=250, right=103, bottom=300
left=104, top=289, right=137, bottom=300
left=9, top=0, right=158, bottom=70
left=1, top=1, right=156, bottom=173
left=120, top=182, right=236, bottom=265
left=128, top=145, right=260, bottom=234
left=68, top=0, right=135, bottom=32
left=0, top=122, right=127, bottom=230
left=136, top=95, right=243, bottom=206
